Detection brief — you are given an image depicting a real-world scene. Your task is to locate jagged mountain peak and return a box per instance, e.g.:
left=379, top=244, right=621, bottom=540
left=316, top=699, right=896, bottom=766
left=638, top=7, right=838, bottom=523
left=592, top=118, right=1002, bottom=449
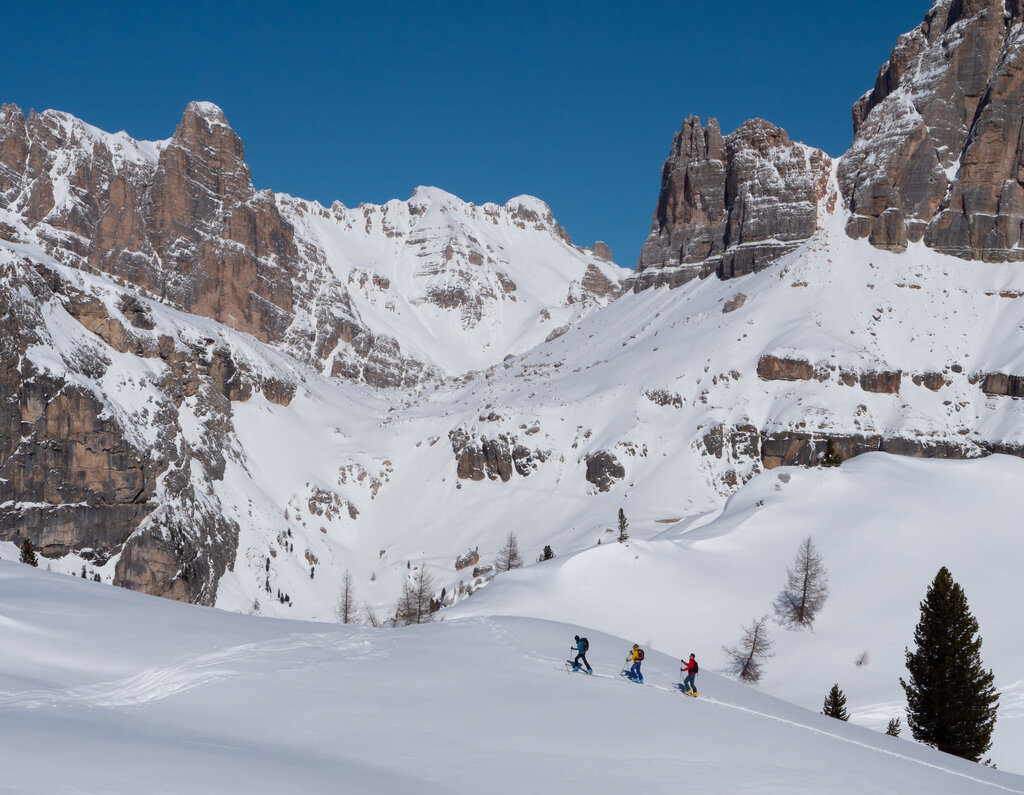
left=839, top=0, right=1024, bottom=258
left=633, top=115, right=836, bottom=290
left=184, top=99, right=228, bottom=121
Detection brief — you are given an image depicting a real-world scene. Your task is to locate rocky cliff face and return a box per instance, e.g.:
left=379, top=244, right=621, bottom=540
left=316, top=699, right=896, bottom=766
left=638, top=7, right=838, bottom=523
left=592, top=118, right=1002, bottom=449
left=0, top=101, right=627, bottom=605
left=633, top=117, right=836, bottom=289
left=840, top=0, right=1024, bottom=258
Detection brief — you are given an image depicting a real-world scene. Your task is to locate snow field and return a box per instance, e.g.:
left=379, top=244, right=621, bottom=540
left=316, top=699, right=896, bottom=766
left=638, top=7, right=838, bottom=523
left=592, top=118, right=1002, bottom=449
left=450, top=453, right=1024, bottom=772
left=1, top=562, right=1021, bottom=794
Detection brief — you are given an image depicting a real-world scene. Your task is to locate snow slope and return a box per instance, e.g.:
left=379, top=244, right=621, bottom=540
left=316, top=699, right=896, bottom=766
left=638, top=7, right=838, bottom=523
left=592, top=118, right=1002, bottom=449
left=449, top=452, right=1024, bottom=772
left=278, top=186, right=628, bottom=374
left=1, top=561, right=1020, bottom=794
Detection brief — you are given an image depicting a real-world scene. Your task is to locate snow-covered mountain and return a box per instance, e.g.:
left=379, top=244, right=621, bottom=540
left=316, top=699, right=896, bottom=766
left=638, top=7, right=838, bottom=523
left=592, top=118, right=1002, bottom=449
left=279, top=187, right=622, bottom=374
left=2, top=0, right=1024, bottom=777
left=2, top=560, right=1021, bottom=793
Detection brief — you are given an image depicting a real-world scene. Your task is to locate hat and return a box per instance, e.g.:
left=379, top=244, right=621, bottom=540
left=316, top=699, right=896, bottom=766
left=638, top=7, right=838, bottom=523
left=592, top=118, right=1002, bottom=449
left=574, top=635, right=579, bottom=641
left=689, top=653, right=695, bottom=658
left=633, top=643, right=638, bottom=648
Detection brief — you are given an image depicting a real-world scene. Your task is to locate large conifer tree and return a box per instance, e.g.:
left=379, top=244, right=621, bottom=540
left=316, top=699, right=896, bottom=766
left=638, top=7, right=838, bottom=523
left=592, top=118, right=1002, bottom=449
left=900, top=567, right=999, bottom=761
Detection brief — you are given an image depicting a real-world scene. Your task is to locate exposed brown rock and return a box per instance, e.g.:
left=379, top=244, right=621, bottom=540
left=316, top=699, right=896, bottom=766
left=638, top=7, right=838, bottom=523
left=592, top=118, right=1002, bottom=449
left=760, top=431, right=975, bottom=469
left=840, top=0, right=1024, bottom=261
left=645, top=389, right=683, bottom=408
left=722, top=293, right=747, bottom=313
left=592, top=241, right=613, bottom=261
left=859, top=369, right=902, bottom=394
left=635, top=117, right=834, bottom=289
left=580, top=264, right=618, bottom=299
left=912, top=372, right=947, bottom=391
left=455, top=548, right=479, bottom=570
left=981, top=372, right=1024, bottom=397
left=757, top=355, right=823, bottom=382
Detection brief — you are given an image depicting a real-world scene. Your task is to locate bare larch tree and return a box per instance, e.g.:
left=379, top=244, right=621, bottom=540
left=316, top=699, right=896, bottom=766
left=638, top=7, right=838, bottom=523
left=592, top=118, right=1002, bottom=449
left=723, top=614, right=775, bottom=683
left=335, top=569, right=357, bottom=624
left=774, top=536, right=829, bottom=627
left=395, top=565, right=437, bottom=626
left=496, top=532, right=523, bottom=572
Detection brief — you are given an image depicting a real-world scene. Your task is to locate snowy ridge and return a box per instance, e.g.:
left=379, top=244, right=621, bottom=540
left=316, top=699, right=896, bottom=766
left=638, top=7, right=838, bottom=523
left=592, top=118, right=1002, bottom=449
left=278, top=186, right=627, bottom=373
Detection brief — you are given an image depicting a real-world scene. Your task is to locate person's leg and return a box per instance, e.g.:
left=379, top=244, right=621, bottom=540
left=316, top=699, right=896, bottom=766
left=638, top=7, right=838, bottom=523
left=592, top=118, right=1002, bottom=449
left=582, top=653, right=591, bottom=672
left=574, top=652, right=583, bottom=668
left=684, top=672, right=695, bottom=692
left=630, top=661, right=640, bottom=680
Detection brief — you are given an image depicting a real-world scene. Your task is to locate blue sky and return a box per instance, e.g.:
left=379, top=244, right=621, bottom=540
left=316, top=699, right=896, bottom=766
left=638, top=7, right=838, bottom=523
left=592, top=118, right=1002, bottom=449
left=4, top=1, right=928, bottom=267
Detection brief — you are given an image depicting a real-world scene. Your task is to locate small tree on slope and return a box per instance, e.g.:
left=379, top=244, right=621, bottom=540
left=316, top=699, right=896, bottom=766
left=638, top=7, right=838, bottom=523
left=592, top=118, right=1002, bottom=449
left=900, top=567, right=999, bottom=761
left=19, top=539, right=38, bottom=567
left=822, top=684, right=849, bottom=720
left=496, top=532, right=523, bottom=572
left=617, top=508, right=629, bottom=543
left=336, top=569, right=357, bottom=624
left=886, top=717, right=902, bottom=737
left=395, top=565, right=437, bottom=626
left=723, top=614, right=775, bottom=683
left=774, top=536, right=829, bottom=627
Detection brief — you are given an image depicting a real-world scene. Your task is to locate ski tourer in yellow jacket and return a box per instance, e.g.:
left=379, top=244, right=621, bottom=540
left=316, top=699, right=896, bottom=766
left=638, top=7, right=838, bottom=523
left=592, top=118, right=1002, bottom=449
left=627, top=644, right=644, bottom=683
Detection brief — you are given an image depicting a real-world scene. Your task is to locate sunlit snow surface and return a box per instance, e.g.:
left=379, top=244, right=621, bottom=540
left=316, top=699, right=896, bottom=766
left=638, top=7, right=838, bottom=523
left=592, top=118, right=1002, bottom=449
left=451, top=452, right=1024, bottom=775
left=1, top=558, right=1021, bottom=794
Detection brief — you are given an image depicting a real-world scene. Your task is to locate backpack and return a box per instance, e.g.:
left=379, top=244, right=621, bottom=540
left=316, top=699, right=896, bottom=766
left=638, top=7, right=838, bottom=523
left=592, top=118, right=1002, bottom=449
left=636, top=648, right=644, bottom=661
left=692, top=659, right=698, bottom=674
left=579, top=637, right=589, bottom=653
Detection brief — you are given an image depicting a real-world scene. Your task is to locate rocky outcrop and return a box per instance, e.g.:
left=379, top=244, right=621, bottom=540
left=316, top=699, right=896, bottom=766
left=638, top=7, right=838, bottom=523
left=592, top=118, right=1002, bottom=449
left=722, top=293, right=747, bottom=313
left=859, top=369, right=902, bottom=394
left=634, top=117, right=835, bottom=289
left=840, top=0, right=1024, bottom=260
left=592, top=241, right=613, bottom=261
left=584, top=450, right=625, bottom=492
left=449, top=429, right=546, bottom=482
left=757, top=355, right=825, bottom=382
left=0, top=102, right=436, bottom=389
left=760, top=431, right=976, bottom=469
left=757, top=354, right=903, bottom=394
left=0, top=254, right=253, bottom=604
left=981, top=372, right=1024, bottom=397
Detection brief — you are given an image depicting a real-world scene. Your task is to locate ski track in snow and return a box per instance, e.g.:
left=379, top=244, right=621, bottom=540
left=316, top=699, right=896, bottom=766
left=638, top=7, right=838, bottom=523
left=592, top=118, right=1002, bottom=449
left=555, top=665, right=1023, bottom=793
left=0, top=632, right=383, bottom=710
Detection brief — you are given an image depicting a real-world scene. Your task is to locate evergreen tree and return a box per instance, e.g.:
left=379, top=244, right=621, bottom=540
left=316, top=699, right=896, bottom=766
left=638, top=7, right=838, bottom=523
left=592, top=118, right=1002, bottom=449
left=821, top=438, right=842, bottom=467
left=886, top=716, right=902, bottom=737
left=496, top=532, right=523, bottom=572
left=773, top=536, right=830, bottom=627
left=19, top=539, right=38, bottom=567
left=537, top=545, right=555, bottom=562
left=722, top=614, right=775, bottom=683
left=822, top=683, right=849, bottom=720
left=617, top=508, right=629, bottom=543
left=900, top=567, right=999, bottom=761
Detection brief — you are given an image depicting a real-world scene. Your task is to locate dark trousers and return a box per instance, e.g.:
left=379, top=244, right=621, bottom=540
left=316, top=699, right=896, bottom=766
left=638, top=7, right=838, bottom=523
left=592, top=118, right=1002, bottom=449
left=574, top=652, right=591, bottom=671
left=683, top=672, right=696, bottom=692
left=630, top=661, right=642, bottom=680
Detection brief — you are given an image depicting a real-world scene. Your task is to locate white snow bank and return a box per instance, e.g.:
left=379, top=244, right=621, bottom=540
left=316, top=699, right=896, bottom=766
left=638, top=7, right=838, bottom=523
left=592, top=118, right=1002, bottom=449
left=0, top=561, right=1020, bottom=793
left=449, top=452, right=1024, bottom=773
